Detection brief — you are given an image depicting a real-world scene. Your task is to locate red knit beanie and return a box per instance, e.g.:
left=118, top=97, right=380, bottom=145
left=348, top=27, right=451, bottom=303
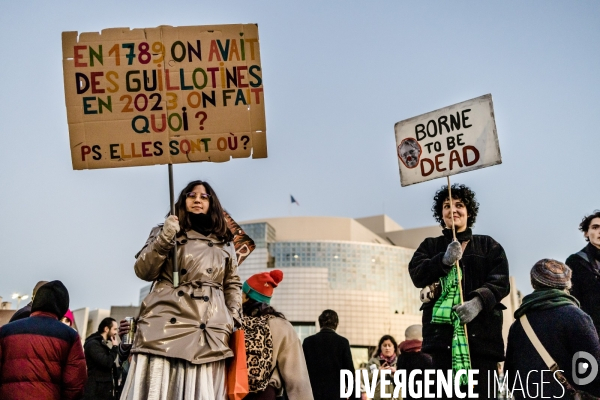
left=243, top=270, right=284, bottom=304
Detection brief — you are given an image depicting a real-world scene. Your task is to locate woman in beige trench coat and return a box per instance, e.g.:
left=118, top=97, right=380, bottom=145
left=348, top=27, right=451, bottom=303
left=121, top=180, right=242, bottom=400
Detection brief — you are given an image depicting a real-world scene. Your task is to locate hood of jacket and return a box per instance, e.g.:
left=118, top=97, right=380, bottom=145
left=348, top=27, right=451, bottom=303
left=31, top=280, right=69, bottom=319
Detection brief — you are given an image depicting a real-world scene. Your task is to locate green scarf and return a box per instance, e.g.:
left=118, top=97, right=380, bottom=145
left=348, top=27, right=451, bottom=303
left=432, top=265, right=471, bottom=385
left=514, top=289, right=579, bottom=319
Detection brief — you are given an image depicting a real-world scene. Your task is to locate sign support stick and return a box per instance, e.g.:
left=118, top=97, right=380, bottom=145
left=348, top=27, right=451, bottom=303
left=169, top=164, right=179, bottom=288
left=447, top=176, right=472, bottom=366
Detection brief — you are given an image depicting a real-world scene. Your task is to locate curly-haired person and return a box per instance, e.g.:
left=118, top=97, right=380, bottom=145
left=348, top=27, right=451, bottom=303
left=408, top=184, right=509, bottom=399
left=566, top=210, right=600, bottom=335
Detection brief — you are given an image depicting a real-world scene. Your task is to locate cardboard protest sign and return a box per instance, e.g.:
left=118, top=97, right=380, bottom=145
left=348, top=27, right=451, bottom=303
left=62, top=24, right=266, bottom=170
left=394, top=94, right=501, bottom=187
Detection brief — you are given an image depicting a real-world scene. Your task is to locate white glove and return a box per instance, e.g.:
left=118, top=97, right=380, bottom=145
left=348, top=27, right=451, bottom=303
left=160, top=215, right=180, bottom=242
left=442, top=241, right=463, bottom=266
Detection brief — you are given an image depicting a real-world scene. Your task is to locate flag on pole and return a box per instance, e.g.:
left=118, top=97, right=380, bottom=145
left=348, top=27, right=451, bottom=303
left=431, top=264, right=471, bottom=385
left=290, top=195, right=299, bottom=206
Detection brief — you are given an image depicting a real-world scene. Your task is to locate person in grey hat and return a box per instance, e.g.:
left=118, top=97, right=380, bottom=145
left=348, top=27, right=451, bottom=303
left=505, top=259, right=600, bottom=399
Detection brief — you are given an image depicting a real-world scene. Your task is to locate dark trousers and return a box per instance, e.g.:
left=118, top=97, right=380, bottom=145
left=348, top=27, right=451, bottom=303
left=429, top=351, right=499, bottom=399
left=244, top=386, right=277, bottom=400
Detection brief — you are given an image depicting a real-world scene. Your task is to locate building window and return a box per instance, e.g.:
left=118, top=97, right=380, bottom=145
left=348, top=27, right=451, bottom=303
left=351, top=346, right=372, bottom=370
left=267, top=255, right=275, bottom=269
left=291, top=322, right=316, bottom=343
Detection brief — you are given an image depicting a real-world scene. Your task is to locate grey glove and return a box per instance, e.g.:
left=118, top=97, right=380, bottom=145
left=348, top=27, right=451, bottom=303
left=452, top=297, right=483, bottom=325
left=442, top=241, right=463, bottom=266
left=160, top=215, right=180, bottom=242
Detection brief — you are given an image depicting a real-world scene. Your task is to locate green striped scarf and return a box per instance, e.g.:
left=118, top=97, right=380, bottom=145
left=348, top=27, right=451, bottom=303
left=431, top=264, right=471, bottom=385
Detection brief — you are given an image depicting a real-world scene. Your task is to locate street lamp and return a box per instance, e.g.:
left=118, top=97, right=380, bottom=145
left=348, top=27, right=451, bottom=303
left=11, top=293, right=29, bottom=309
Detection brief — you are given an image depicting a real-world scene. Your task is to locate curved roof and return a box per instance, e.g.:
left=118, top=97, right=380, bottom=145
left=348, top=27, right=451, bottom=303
left=240, top=216, right=388, bottom=244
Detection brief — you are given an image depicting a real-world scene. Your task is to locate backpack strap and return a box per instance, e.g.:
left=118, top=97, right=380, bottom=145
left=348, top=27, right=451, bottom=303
left=520, top=315, right=557, bottom=370
left=520, top=315, right=577, bottom=394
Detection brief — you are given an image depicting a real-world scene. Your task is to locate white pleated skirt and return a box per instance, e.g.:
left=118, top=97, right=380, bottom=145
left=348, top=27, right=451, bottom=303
left=120, top=354, right=227, bottom=400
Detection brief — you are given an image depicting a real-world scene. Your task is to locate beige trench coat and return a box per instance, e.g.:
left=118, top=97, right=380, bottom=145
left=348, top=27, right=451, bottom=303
left=132, top=226, right=242, bottom=364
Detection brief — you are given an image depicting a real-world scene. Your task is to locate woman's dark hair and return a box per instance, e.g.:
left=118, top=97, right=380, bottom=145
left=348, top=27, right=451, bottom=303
left=375, top=334, right=398, bottom=357
left=97, top=317, right=116, bottom=334
left=432, top=184, right=479, bottom=228
left=580, top=210, right=600, bottom=241
left=173, top=180, right=233, bottom=241
left=242, top=298, right=286, bottom=319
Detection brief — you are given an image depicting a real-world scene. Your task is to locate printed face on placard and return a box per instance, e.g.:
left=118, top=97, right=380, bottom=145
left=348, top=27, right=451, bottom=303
left=185, top=185, right=210, bottom=214
left=442, top=198, right=468, bottom=232
left=397, top=138, right=421, bottom=169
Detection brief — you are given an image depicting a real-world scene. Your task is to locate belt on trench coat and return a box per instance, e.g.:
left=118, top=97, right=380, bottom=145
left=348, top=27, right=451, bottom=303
left=173, top=280, right=223, bottom=300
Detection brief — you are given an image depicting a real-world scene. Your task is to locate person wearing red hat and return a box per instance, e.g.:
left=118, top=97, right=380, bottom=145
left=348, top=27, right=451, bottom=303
left=242, top=270, right=314, bottom=400
left=242, top=269, right=284, bottom=304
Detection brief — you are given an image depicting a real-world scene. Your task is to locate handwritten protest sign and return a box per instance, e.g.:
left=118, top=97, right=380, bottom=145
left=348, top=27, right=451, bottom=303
left=62, top=24, right=266, bottom=170
left=394, top=94, right=501, bottom=187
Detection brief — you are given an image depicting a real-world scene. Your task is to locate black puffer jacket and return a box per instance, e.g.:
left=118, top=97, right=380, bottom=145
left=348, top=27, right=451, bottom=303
left=83, top=332, right=118, bottom=400
left=566, top=243, right=600, bottom=335
left=408, top=228, right=510, bottom=360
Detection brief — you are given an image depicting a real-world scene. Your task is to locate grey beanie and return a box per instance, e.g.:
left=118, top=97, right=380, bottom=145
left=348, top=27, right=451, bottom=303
left=530, top=259, right=572, bottom=290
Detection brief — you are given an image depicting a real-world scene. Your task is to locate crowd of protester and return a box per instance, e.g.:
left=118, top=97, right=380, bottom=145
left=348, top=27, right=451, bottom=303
left=0, top=180, right=598, bottom=400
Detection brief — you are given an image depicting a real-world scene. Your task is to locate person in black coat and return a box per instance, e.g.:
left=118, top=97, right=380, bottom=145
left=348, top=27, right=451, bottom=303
left=396, top=325, right=432, bottom=400
left=504, top=259, right=600, bottom=399
left=408, top=184, right=509, bottom=399
left=8, top=280, right=48, bottom=322
left=83, top=317, right=119, bottom=400
left=566, top=210, right=600, bottom=336
left=302, top=310, right=355, bottom=400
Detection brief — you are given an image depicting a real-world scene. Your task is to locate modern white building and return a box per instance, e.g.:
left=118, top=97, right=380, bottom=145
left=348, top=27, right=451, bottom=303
left=237, top=215, right=444, bottom=366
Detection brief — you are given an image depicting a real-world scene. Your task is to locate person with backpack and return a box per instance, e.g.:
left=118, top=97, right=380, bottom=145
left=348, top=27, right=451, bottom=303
left=504, top=259, right=600, bottom=399
left=241, top=270, right=313, bottom=400
left=566, top=210, right=600, bottom=335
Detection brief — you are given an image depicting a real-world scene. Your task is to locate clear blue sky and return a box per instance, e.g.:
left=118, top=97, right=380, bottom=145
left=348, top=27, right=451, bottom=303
left=1, top=1, right=598, bottom=310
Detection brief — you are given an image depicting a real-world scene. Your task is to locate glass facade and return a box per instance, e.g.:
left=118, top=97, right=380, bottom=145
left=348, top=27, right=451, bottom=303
left=291, top=322, right=317, bottom=343
left=269, top=241, right=420, bottom=315
left=240, top=223, right=275, bottom=250
left=238, top=221, right=423, bottom=350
